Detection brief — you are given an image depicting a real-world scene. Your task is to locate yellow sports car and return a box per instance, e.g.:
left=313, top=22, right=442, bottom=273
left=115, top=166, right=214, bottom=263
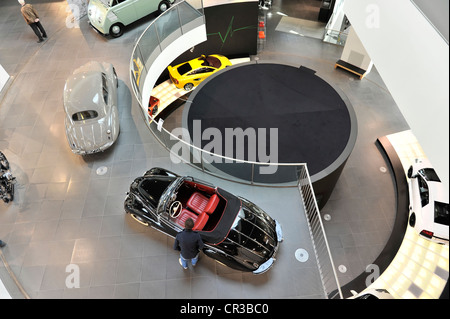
left=168, top=54, right=232, bottom=91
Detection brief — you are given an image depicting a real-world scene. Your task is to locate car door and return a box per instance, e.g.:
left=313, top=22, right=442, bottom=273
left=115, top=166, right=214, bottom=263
left=110, top=0, right=138, bottom=26
left=134, top=0, right=159, bottom=20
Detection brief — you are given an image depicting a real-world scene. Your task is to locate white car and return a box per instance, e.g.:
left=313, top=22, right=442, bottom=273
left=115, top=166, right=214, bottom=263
left=407, top=158, right=449, bottom=245
left=63, top=61, right=120, bottom=155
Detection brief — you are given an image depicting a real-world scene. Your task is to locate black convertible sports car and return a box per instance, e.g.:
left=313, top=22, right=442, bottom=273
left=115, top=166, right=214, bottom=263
left=124, top=168, right=283, bottom=274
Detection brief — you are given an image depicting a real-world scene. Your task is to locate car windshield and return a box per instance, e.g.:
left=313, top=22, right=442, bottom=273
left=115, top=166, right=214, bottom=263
left=415, top=175, right=429, bottom=207
left=111, top=0, right=129, bottom=7
left=177, top=63, right=192, bottom=76
left=72, top=110, right=98, bottom=121
left=434, top=201, right=449, bottom=226
left=419, top=168, right=441, bottom=182
left=156, top=177, right=184, bottom=215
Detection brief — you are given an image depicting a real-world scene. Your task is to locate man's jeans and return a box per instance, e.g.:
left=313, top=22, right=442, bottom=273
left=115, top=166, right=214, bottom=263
left=30, top=21, right=47, bottom=40
left=180, top=253, right=199, bottom=268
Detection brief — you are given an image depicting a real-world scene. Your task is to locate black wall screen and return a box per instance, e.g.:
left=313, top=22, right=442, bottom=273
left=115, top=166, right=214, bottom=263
left=202, top=2, right=258, bottom=57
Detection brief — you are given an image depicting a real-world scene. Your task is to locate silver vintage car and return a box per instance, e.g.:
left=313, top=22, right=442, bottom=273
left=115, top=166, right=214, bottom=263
left=63, top=61, right=120, bottom=155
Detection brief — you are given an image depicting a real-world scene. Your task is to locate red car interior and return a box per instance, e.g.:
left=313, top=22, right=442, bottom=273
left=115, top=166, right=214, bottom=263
left=187, top=192, right=209, bottom=215
left=175, top=192, right=221, bottom=231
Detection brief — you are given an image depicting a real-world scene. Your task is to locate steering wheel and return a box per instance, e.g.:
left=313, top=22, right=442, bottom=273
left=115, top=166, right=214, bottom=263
left=169, top=201, right=183, bottom=218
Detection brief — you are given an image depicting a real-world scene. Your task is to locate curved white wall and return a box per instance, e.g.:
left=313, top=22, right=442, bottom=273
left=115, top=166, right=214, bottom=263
left=343, top=0, right=449, bottom=192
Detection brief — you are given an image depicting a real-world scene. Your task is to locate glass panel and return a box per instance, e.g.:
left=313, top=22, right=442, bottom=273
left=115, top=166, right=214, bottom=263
left=178, top=0, right=203, bottom=25
left=137, top=24, right=161, bottom=68
left=155, top=9, right=181, bottom=49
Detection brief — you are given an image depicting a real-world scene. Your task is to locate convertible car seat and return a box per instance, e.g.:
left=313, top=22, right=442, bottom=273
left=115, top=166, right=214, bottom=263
left=187, top=192, right=209, bottom=215
left=176, top=209, right=197, bottom=228
left=187, top=193, right=220, bottom=215
left=204, top=194, right=219, bottom=214
left=193, top=212, right=209, bottom=231
left=175, top=209, right=209, bottom=231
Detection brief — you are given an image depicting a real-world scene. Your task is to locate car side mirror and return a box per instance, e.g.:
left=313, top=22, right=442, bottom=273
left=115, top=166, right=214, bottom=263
left=407, top=166, right=414, bottom=178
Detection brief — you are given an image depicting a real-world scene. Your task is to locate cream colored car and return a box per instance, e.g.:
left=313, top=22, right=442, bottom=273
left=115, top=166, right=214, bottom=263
left=88, top=0, right=175, bottom=37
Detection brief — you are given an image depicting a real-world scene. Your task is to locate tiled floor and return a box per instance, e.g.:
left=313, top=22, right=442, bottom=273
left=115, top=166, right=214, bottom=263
left=0, top=0, right=411, bottom=299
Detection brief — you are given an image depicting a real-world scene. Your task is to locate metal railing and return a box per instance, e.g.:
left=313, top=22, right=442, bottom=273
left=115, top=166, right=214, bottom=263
left=298, top=165, right=343, bottom=299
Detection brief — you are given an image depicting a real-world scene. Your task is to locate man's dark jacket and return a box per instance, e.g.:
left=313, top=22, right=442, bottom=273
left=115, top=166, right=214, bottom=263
left=174, top=229, right=204, bottom=259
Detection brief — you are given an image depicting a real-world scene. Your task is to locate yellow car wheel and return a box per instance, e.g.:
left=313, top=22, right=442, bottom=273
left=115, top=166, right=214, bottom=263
left=184, top=83, right=194, bottom=91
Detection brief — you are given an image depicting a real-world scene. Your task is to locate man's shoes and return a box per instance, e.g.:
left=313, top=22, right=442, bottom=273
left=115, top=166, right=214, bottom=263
left=0, top=240, right=6, bottom=248
left=37, top=38, right=44, bottom=43
left=179, top=258, right=188, bottom=270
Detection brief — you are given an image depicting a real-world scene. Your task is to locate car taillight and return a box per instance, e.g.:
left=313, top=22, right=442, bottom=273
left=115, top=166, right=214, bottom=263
left=420, top=230, right=434, bottom=238
left=170, top=74, right=178, bottom=84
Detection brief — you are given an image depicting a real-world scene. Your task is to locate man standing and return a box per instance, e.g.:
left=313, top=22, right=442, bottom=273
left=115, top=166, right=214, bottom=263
left=18, top=0, right=47, bottom=43
left=174, top=218, right=204, bottom=269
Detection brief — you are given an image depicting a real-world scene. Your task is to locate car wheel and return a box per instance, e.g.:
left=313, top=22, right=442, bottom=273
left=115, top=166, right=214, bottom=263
left=110, top=23, right=124, bottom=38
left=158, top=0, right=171, bottom=14
left=184, top=83, right=194, bottom=91
left=152, top=105, right=158, bottom=116
left=409, top=212, right=416, bottom=227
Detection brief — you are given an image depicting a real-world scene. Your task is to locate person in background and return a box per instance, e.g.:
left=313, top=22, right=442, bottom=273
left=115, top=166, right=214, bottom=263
left=173, top=218, right=204, bottom=269
left=18, top=0, right=47, bottom=43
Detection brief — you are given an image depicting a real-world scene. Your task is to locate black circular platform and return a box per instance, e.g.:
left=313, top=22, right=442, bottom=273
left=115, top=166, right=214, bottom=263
left=182, top=62, right=357, bottom=204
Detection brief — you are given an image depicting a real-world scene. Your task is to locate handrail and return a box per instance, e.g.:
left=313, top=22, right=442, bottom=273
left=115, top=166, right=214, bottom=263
left=298, top=165, right=343, bottom=299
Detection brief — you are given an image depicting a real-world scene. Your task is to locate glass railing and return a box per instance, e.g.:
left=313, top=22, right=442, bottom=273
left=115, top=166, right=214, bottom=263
left=130, top=0, right=205, bottom=104
left=147, top=112, right=306, bottom=186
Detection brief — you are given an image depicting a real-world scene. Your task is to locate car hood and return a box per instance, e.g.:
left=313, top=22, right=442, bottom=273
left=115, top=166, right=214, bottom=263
left=88, top=0, right=109, bottom=18
left=130, top=175, right=176, bottom=208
